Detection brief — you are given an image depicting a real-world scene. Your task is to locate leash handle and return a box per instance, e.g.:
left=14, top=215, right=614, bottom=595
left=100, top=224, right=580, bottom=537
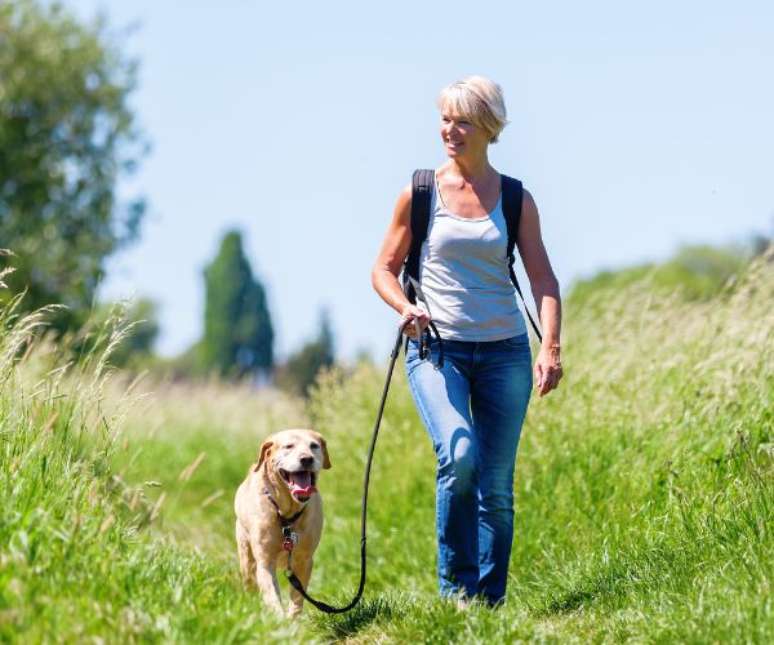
left=424, top=320, right=445, bottom=368
left=402, top=319, right=445, bottom=369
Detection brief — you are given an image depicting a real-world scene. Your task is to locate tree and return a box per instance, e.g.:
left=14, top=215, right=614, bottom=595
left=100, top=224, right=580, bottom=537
left=201, top=230, right=273, bottom=377
left=0, top=1, right=146, bottom=332
left=277, top=309, right=335, bottom=396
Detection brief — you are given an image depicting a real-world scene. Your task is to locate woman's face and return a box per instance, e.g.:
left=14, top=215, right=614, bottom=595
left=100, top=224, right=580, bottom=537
left=439, top=109, right=490, bottom=159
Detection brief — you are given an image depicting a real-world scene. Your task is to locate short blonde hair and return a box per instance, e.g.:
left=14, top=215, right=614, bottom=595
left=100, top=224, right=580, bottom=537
left=437, top=75, right=508, bottom=143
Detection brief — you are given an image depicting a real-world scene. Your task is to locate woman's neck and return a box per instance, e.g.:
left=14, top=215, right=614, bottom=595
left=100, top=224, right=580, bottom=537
left=444, top=154, right=494, bottom=184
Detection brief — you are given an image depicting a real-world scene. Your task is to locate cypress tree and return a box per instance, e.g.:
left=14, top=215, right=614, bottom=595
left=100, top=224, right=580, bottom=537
left=201, top=231, right=273, bottom=377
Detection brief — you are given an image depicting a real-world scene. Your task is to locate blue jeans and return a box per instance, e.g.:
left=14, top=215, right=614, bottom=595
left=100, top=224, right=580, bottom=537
left=405, top=334, right=532, bottom=605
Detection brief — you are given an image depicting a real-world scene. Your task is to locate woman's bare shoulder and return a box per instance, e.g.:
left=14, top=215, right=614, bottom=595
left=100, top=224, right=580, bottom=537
left=521, top=187, right=539, bottom=222
left=393, top=183, right=412, bottom=224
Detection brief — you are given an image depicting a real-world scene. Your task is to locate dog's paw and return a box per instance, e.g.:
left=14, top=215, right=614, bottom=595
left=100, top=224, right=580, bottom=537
left=286, top=605, right=303, bottom=619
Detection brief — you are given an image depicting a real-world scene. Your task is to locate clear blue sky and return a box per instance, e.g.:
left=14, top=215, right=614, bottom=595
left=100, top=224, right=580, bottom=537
left=67, top=0, right=774, bottom=361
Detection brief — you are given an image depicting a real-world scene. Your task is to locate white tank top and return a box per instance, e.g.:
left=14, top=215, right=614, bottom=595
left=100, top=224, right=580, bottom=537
left=418, top=179, right=527, bottom=342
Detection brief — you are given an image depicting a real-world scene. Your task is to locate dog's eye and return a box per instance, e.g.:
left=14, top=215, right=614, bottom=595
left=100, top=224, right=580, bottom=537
left=283, top=444, right=294, bottom=450
left=310, top=442, right=320, bottom=450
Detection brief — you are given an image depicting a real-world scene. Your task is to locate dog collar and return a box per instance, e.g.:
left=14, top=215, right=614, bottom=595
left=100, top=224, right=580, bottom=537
left=263, top=488, right=306, bottom=527
left=263, top=488, right=306, bottom=552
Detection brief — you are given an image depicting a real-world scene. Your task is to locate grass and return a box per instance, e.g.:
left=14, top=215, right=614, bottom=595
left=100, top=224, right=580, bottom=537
left=0, top=247, right=772, bottom=642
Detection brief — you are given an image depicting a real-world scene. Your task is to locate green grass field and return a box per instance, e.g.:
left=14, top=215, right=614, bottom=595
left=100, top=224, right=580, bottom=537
left=1, top=249, right=772, bottom=643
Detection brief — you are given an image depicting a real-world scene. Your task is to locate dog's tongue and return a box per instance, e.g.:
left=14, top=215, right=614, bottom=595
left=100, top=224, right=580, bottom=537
left=289, top=471, right=316, bottom=497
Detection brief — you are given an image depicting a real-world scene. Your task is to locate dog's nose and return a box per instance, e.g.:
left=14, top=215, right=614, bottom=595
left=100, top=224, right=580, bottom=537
left=300, top=456, right=314, bottom=469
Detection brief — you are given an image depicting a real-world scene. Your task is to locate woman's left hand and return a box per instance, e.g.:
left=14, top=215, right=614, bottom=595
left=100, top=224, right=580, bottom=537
left=534, top=343, right=563, bottom=397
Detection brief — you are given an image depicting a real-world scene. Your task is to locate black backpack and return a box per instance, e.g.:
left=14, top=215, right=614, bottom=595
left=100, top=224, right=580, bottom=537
left=401, top=168, right=543, bottom=342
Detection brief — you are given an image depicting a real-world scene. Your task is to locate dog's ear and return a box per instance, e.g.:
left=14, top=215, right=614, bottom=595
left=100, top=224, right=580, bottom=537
left=254, top=439, right=274, bottom=472
left=311, top=432, right=331, bottom=470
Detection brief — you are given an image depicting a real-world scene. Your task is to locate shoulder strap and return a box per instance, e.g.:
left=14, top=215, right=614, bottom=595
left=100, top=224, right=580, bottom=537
left=402, top=169, right=434, bottom=304
left=501, top=174, right=522, bottom=261
left=501, top=175, right=543, bottom=343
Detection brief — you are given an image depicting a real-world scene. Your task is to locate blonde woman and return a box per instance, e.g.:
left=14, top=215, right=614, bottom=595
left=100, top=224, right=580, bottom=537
left=372, top=76, right=562, bottom=606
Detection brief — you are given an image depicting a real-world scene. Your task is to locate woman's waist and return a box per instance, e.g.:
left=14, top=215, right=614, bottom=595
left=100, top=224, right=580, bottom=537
left=407, top=331, right=530, bottom=354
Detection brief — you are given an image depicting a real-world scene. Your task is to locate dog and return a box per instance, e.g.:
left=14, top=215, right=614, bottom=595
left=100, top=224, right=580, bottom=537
left=234, top=428, right=331, bottom=617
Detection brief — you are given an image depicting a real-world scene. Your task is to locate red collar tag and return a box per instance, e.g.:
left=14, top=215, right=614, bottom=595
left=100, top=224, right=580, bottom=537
left=282, top=527, right=298, bottom=552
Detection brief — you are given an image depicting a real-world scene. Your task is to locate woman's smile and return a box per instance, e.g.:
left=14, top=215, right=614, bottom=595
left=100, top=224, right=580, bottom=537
left=440, top=113, right=490, bottom=157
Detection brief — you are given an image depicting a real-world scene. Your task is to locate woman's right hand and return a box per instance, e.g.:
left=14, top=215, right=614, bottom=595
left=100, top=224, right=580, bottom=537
left=400, top=304, right=431, bottom=339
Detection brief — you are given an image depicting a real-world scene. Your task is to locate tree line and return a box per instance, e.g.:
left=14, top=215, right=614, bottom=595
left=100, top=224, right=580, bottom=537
left=0, top=0, right=333, bottom=395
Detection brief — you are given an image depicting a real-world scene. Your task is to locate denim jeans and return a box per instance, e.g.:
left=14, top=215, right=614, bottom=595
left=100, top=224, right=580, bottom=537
left=405, top=333, right=532, bottom=605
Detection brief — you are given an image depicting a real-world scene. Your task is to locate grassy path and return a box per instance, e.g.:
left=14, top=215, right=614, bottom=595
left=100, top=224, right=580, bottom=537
left=1, top=251, right=772, bottom=642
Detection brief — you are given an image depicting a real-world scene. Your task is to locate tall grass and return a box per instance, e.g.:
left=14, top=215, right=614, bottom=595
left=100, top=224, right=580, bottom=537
left=0, top=247, right=771, bottom=642
left=0, top=293, right=303, bottom=641
left=304, top=249, right=773, bottom=643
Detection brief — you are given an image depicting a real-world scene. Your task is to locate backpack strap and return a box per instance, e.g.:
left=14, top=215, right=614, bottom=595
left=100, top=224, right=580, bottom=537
left=501, top=175, right=543, bottom=343
left=402, top=169, right=435, bottom=304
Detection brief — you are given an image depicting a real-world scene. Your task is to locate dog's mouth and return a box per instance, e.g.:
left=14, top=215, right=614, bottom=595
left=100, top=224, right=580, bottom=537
left=279, top=469, right=317, bottom=501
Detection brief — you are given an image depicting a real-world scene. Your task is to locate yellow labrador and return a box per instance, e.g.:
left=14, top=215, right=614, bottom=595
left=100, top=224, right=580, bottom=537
left=234, top=429, right=331, bottom=617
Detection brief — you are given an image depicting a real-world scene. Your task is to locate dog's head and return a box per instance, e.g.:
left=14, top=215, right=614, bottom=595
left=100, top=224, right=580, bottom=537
left=256, top=429, right=331, bottom=502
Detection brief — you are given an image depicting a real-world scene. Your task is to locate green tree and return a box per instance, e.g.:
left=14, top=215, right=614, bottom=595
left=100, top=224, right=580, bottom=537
left=201, top=231, right=273, bottom=377
left=0, top=0, right=146, bottom=332
left=277, top=309, right=335, bottom=396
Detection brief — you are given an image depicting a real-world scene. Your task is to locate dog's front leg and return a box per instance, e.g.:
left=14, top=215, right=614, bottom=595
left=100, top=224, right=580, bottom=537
left=235, top=521, right=255, bottom=588
left=287, top=556, right=313, bottom=618
left=254, top=555, right=284, bottom=616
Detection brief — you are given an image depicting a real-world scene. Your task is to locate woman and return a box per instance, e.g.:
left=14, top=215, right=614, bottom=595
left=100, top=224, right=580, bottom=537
left=371, top=76, right=563, bottom=606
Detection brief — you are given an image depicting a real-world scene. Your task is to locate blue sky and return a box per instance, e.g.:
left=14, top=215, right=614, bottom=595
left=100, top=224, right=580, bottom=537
left=67, top=0, right=774, bottom=361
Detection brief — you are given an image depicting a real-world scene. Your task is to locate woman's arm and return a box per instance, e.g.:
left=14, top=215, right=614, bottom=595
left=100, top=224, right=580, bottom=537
left=371, top=185, right=431, bottom=338
left=517, top=189, right=563, bottom=396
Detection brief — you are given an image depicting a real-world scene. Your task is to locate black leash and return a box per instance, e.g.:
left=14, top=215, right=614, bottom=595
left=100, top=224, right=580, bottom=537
left=285, top=318, right=443, bottom=613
